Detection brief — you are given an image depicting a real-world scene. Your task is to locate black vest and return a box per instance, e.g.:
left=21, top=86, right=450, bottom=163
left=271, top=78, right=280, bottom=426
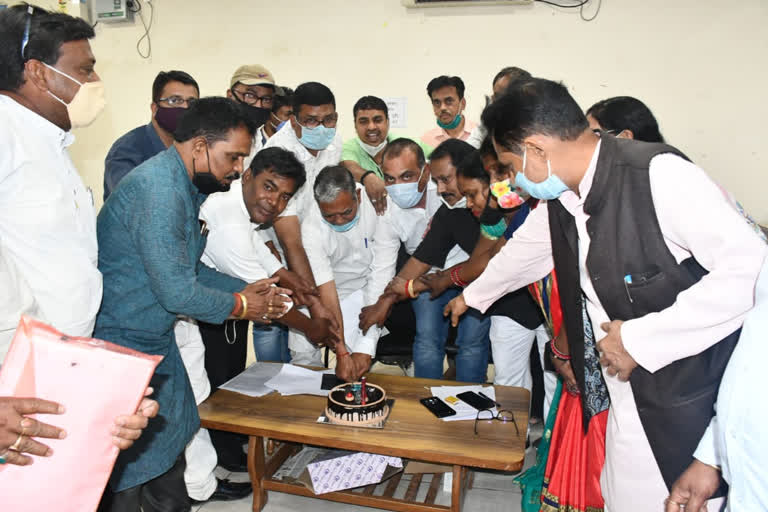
left=549, top=135, right=735, bottom=494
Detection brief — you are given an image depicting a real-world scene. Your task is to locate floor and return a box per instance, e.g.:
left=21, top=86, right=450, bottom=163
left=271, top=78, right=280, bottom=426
left=193, top=360, right=541, bottom=512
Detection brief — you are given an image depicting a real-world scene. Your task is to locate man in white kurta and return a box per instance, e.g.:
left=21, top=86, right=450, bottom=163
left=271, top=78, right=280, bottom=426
left=450, top=79, right=767, bottom=511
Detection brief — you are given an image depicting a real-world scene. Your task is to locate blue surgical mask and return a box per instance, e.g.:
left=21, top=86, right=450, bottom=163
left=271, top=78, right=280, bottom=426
left=386, top=166, right=426, bottom=209
left=514, top=147, right=570, bottom=200
left=296, top=120, right=336, bottom=151
left=323, top=209, right=360, bottom=232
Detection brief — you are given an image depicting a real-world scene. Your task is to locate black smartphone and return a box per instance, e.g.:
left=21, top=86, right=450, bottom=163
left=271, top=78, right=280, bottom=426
left=456, top=391, right=496, bottom=410
left=420, top=396, right=456, bottom=418
left=321, top=373, right=345, bottom=390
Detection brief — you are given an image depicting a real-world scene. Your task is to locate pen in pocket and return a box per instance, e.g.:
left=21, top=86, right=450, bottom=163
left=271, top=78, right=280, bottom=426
left=624, top=275, right=633, bottom=303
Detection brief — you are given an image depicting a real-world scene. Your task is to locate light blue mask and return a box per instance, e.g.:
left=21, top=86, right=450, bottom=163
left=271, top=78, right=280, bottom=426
left=323, top=209, right=360, bottom=232
left=386, top=166, right=426, bottom=209
left=514, top=147, right=570, bottom=200
left=296, top=121, right=336, bottom=151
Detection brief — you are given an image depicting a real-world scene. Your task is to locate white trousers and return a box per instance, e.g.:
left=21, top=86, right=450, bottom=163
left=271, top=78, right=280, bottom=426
left=489, top=316, right=557, bottom=421
left=287, top=306, right=324, bottom=367
left=174, top=319, right=217, bottom=501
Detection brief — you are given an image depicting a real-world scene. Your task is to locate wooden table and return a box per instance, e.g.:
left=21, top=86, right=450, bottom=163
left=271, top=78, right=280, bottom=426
left=199, top=373, right=529, bottom=512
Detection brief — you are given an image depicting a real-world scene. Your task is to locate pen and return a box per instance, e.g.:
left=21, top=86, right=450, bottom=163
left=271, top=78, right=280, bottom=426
left=623, top=274, right=634, bottom=303
left=479, top=391, right=501, bottom=408
left=364, top=237, right=368, bottom=248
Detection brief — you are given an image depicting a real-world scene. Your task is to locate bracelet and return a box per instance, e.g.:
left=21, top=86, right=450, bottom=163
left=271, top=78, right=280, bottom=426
left=550, top=340, right=571, bottom=361
left=360, top=170, right=376, bottom=185
left=403, top=279, right=411, bottom=299
left=450, top=267, right=468, bottom=288
left=407, top=279, right=416, bottom=298
left=336, top=350, right=350, bottom=358
left=237, top=293, right=248, bottom=320
left=231, top=293, right=243, bottom=317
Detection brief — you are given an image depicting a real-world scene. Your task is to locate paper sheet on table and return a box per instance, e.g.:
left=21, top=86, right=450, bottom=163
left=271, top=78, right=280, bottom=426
left=430, top=385, right=497, bottom=421
left=219, top=362, right=284, bottom=397
left=306, top=450, right=403, bottom=494
left=264, top=363, right=329, bottom=396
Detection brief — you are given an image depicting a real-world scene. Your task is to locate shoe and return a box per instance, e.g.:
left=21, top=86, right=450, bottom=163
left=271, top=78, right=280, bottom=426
left=218, top=456, right=248, bottom=473
left=190, top=478, right=252, bottom=504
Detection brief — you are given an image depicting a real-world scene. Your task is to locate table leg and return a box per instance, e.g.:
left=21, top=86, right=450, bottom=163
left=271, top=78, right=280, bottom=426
left=248, top=436, right=268, bottom=512
left=450, top=465, right=467, bottom=512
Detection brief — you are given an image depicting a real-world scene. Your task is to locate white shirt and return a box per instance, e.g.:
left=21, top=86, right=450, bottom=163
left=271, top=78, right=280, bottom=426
left=302, top=186, right=401, bottom=355
left=263, top=123, right=343, bottom=220
left=465, top=123, right=487, bottom=149
left=0, top=96, right=101, bottom=338
left=0, top=241, right=45, bottom=361
left=244, top=124, right=269, bottom=171
left=198, top=179, right=284, bottom=280
left=463, top=140, right=767, bottom=510
left=387, top=181, right=469, bottom=270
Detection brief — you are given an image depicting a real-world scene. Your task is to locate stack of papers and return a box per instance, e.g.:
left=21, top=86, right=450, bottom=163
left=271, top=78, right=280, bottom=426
left=219, top=363, right=332, bottom=397
left=429, top=385, right=498, bottom=421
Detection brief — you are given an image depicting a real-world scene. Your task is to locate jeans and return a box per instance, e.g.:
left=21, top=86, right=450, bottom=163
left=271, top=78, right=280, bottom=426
left=253, top=323, right=290, bottom=363
left=411, top=288, right=490, bottom=383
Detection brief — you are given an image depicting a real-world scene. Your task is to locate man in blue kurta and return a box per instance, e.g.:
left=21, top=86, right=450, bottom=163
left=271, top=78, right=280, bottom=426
left=95, top=97, right=290, bottom=512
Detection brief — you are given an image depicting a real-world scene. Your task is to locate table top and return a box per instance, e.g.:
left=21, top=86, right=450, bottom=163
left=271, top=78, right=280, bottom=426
left=199, top=373, right=530, bottom=472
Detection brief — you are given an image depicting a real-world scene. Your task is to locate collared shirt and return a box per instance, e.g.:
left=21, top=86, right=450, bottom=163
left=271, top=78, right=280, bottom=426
left=694, top=259, right=768, bottom=511
left=341, top=134, right=433, bottom=179
left=0, top=242, right=44, bottom=361
left=387, top=181, right=469, bottom=269
left=103, top=122, right=166, bottom=200
left=465, top=123, right=487, bottom=149
left=244, top=124, right=270, bottom=171
left=462, top=140, right=767, bottom=509
left=95, top=146, right=246, bottom=491
left=199, top=178, right=283, bottom=279
left=0, top=95, right=101, bottom=339
left=419, top=117, right=477, bottom=152
left=263, top=123, right=343, bottom=220
left=302, top=186, right=401, bottom=355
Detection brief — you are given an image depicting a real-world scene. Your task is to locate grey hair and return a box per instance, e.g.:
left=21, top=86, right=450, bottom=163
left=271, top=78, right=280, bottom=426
left=313, top=165, right=357, bottom=204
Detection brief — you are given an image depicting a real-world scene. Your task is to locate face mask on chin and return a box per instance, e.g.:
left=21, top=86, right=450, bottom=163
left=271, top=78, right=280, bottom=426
left=44, top=63, right=106, bottom=129
left=192, top=145, right=238, bottom=195
left=323, top=208, right=361, bottom=232
left=440, top=195, right=467, bottom=209
left=357, top=137, right=387, bottom=157
left=437, top=113, right=462, bottom=130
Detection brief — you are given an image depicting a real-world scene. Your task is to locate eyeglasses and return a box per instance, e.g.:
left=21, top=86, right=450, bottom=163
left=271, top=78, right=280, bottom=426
left=474, top=408, right=519, bottom=436
left=297, top=113, right=338, bottom=129
left=232, top=88, right=274, bottom=107
left=20, top=5, right=33, bottom=60
left=157, top=96, right=197, bottom=108
left=592, top=128, right=617, bottom=135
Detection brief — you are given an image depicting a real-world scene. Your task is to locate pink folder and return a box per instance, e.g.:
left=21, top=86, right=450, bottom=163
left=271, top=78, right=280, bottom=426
left=0, top=316, right=162, bottom=512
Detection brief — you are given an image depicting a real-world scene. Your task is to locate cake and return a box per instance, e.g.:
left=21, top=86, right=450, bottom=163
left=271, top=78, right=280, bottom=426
left=325, top=381, right=389, bottom=426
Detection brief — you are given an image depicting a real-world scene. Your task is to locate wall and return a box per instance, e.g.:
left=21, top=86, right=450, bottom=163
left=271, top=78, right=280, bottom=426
left=45, top=0, right=768, bottom=221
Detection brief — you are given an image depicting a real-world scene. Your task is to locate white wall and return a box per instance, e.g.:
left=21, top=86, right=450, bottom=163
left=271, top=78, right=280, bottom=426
left=51, top=0, right=768, bottom=221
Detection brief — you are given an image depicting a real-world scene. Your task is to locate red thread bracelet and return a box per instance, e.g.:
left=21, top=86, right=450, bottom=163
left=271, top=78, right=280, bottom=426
left=551, top=340, right=571, bottom=360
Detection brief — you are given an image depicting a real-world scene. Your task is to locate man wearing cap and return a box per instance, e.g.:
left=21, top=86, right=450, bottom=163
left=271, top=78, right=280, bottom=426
left=227, top=64, right=278, bottom=152
left=104, top=70, right=199, bottom=200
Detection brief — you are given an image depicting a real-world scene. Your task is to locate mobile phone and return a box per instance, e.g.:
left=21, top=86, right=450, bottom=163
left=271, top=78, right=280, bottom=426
left=456, top=391, right=496, bottom=410
left=420, top=396, right=456, bottom=418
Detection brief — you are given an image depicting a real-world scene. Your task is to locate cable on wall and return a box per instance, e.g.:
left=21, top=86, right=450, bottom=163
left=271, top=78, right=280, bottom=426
left=534, top=0, right=602, bottom=22
left=130, top=0, right=154, bottom=59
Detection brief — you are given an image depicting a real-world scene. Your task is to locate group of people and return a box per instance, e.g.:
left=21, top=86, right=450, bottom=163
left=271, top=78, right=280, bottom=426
left=0, top=4, right=766, bottom=512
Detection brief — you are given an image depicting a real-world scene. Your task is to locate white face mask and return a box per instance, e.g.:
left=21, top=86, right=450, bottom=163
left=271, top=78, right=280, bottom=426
left=440, top=196, right=467, bottom=209
left=44, top=63, right=106, bottom=129
left=357, top=138, right=387, bottom=157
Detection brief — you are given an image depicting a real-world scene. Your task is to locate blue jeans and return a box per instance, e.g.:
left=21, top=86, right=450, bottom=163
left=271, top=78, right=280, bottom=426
left=411, top=288, right=491, bottom=383
left=252, top=323, right=290, bottom=363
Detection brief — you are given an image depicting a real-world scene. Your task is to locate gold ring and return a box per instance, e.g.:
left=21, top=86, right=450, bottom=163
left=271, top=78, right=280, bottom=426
left=666, top=499, right=682, bottom=507
left=9, top=433, right=24, bottom=451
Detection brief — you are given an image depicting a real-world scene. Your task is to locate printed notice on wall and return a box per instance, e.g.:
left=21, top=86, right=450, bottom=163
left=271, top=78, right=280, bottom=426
left=384, top=97, right=408, bottom=129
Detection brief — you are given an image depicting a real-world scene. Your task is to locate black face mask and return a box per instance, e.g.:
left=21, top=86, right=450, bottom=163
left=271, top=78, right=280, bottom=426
left=192, top=146, right=237, bottom=195
left=233, top=96, right=272, bottom=128
left=478, top=193, right=504, bottom=225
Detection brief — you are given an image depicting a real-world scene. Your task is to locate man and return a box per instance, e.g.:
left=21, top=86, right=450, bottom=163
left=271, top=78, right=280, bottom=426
left=359, top=139, right=490, bottom=384
left=94, top=97, right=294, bottom=511
left=0, top=3, right=156, bottom=469
left=420, top=75, right=476, bottom=151
left=303, top=166, right=401, bottom=381
left=197, top=147, right=334, bottom=476
left=466, top=66, right=532, bottom=149
left=341, top=95, right=431, bottom=215
left=104, top=70, right=199, bottom=200
left=445, top=78, right=767, bottom=511
left=263, top=81, right=343, bottom=362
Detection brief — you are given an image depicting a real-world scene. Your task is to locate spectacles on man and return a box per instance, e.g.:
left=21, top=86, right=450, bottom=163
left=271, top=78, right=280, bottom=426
left=232, top=88, right=274, bottom=107
left=473, top=408, right=520, bottom=436
left=297, top=113, right=338, bottom=129
left=157, top=96, right=197, bottom=108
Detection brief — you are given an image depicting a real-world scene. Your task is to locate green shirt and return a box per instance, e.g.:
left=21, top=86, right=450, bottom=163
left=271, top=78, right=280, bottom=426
left=341, top=133, right=433, bottom=179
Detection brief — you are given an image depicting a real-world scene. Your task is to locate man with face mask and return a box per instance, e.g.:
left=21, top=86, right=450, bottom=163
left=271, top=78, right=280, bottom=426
left=103, top=70, right=199, bottom=200
left=302, top=166, right=402, bottom=381
left=420, top=76, right=476, bottom=152
left=445, top=78, right=768, bottom=512
left=94, top=97, right=294, bottom=512
left=357, top=139, right=491, bottom=384
left=263, top=81, right=344, bottom=364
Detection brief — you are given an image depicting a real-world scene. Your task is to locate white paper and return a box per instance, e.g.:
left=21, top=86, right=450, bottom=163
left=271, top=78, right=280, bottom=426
left=429, top=385, right=497, bottom=421
left=383, top=97, right=407, bottom=129
left=265, top=363, right=329, bottom=396
left=219, top=362, right=283, bottom=397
